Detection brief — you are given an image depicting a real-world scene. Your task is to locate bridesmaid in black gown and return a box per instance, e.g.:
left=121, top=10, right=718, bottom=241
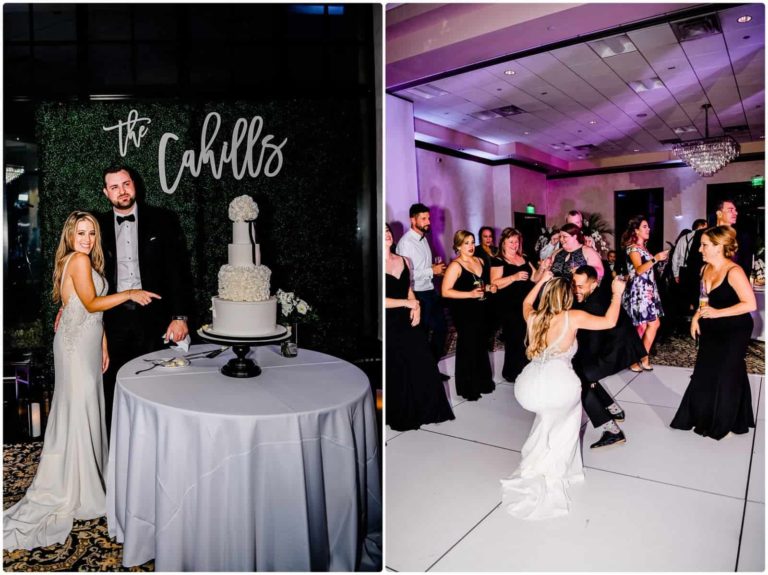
left=490, top=228, right=540, bottom=382
left=671, top=226, right=756, bottom=439
left=442, top=230, right=497, bottom=401
left=385, top=224, right=455, bottom=431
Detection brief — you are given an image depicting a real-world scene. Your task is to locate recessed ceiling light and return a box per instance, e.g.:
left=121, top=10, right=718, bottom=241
left=523, top=131, right=530, bottom=135
left=577, top=155, right=584, bottom=159
left=744, top=35, right=751, bottom=40
left=636, top=113, right=648, bottom=118
left=497, top=88, right=502, bottom=91
left=589, top=120, right=597, bottom=125
left=504, top=69, right=516, bottom=76
left=540, top=92, right=548, bottom=96
left=668, top=66, right=676, bottom=70
left=577, top=130, right=582, bottom=133
left=634, top=149, right=640, bottom=152
left=737, top=15, right=752, bottom=23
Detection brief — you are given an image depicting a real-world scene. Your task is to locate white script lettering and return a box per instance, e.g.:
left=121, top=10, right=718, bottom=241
left=102, top=109, right=152, bottom=157
left=158, top=112, right=287, bottom=194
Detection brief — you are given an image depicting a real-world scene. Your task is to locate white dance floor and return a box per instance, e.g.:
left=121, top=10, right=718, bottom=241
left=385, top=352, right=765, bottom=572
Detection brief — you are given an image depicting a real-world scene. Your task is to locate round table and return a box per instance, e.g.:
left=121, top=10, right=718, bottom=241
left=105, top=344, right=381, bottom=571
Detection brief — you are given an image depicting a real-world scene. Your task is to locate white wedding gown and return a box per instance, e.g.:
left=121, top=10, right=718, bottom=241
left=4, top=260, right=109, bottom=550
left=501, top=311, right=584, bottom=520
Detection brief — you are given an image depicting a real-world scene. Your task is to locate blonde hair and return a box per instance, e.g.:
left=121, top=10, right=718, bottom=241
left=525, top=277, right=573, bottom=359
left=52, top=211, right=104, bottom=303
left=452, top=230, right=475, bottom=254
left=704, top=225, right=738, bottom=259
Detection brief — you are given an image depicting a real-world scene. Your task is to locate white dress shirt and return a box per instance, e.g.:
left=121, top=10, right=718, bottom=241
left=114, top=207, right=143, bottom=292
left=396, top=229, right=434, bottom=292
left=671, top=230, right=696, bottom=278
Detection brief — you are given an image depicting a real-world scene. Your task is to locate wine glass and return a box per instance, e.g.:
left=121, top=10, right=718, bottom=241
left=434, top=256, right=442, bottom=265
left=476, top=279, right=486, bottom=301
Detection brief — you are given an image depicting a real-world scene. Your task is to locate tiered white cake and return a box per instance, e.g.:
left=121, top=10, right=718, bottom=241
left=211, top=196, right=278, bottom=337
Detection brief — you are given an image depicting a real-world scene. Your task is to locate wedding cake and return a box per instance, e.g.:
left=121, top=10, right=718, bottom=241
left=209, top=195, right=278, bottom=337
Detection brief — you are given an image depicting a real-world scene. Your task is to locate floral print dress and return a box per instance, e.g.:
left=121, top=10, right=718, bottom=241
left=623, top=245, right=663, bottom=325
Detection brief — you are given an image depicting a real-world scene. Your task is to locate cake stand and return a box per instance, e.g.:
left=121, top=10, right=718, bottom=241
left=197, top=325, right=290, bottom=378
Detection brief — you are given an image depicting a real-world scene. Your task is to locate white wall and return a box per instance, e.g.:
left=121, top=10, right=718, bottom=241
left=385, top=94, right=419, bottom=241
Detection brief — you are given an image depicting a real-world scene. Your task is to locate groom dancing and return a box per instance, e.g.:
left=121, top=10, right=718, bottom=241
left=571, top=265, right=646, bottom=449
left=97, top=165, right=194, bottom=436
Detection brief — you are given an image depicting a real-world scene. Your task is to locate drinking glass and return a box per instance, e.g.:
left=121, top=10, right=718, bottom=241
left=434, top=256, right=442, bottom=265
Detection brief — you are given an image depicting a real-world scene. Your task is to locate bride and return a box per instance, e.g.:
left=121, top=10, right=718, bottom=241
left=501, top=271, right=625, bottom=520
left=4, top=211, right=159, bottom=551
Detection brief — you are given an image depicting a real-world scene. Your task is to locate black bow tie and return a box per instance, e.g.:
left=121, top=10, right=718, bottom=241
left=116, top=214, right=135, bottom=225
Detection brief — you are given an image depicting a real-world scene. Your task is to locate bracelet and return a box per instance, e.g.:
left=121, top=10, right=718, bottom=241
left=172, top=315, right=188, bottom=322
left=651, top=257, right=657, bottom=265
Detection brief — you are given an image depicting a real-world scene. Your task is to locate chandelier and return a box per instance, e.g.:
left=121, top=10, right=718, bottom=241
left=672, top=104, right=740, bottom=177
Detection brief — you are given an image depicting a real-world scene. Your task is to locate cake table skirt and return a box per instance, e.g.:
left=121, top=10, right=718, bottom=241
left=105, top=345, right=381, bottom=571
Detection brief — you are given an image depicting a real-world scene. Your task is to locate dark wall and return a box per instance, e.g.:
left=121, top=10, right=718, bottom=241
left=37, top=100, right=366, bottom=375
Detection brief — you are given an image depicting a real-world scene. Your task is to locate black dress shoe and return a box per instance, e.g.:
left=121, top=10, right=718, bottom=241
left=590, top=430, right=626, bottom=449
left=611, top=409, right=625, bottom=423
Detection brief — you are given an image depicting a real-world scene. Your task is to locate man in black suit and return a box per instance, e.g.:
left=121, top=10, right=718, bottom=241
left=572, top=265, right=646, bottom=449
left=97, top=165, right=194, bottom=435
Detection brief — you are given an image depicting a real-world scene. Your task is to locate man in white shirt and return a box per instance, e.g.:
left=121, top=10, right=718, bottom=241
left=396, top=203, right=448, bottom=369
left=672, top=218, right=707, bottom=285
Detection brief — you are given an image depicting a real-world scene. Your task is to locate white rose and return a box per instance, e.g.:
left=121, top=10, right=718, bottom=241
left=296, top=301, right=308, bottom=315
left=228, top=195, right=259, bottom=222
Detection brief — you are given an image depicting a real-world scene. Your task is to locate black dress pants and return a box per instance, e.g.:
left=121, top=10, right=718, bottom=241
left=103, top=303, right=165, bottom=441
left=581, top=378, right=615, bottom=428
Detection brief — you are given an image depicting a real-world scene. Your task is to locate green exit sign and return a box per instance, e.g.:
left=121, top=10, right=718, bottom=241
left=526, top=203, right=536, bottom=214
left=752, top=175, right=764, bottom=187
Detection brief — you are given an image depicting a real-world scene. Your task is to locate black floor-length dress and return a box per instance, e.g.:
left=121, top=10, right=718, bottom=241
left=448, top=263, right=495, bottom=401
left=492, top=257, right=534, bottom=382
left=671, top=269, right=755, bottom=439
left=386, top=262, right=455, bottom=431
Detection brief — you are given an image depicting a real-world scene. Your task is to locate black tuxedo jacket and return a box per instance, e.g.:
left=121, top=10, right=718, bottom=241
left=97, top=203, right=194, bottom=336
left=572, top=289, right=645, bottom=382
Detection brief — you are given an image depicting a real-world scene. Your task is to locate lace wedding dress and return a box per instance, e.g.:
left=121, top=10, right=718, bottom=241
left=501, top=311, right=584, bottom=520
left=4, top=257, right=109, bottom=550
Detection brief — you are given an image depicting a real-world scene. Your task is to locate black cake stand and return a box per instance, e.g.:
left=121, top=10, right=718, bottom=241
left=197, top=325, right=290, bottom=378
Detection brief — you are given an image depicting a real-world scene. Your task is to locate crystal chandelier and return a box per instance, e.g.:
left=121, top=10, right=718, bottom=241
left=672, top=104, right=740, bottom=177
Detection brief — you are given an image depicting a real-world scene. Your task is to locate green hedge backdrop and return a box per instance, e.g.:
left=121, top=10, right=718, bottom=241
left=38, top=100, right=367, bottom=375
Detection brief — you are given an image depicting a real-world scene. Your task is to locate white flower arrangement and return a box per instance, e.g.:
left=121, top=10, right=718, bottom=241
left=228, top=195, right=259, bottom=222
left=276, top=289, right=317, bottom=323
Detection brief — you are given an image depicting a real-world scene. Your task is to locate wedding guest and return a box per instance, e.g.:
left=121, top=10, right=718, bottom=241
left=500, top=272, right=626, bottom=519
left=4, top=212, right=160, bottom=550
left=385, top=224, right=455, bottom=431
left=566, top=209, right=597, bottom=250
left=490, top=228, right=541, bottom=382
left=538, top=227, right=560, bottom=261
left=542, top=223, right=604, bottom=284
left=671, top=226, right=756, bottom=439
left=572, top=265, right=646, bottom=449
left=606, top=250, right=617, bottom=277
left=672, top=219, right=708, bottom=314
left=621, top=215, right=669, bottom=372
left=397, top=203, right=448, bottom=374
left=96, top=165, right=194, bottom=437
left=442, top=230, right=497, bottom=401
left=476, top=226, right=498, bottom=267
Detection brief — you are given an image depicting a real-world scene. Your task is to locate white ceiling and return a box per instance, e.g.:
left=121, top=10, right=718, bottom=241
left=391, top=4, right=765, bottom=168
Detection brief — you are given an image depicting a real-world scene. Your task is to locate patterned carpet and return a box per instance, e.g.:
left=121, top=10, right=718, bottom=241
left=2, top=443, right=154, bottom=572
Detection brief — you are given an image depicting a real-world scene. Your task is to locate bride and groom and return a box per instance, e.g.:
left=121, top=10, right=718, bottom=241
left=4, top=165, right=194, bottom=551
left=501, top=269, right=628, bottom=520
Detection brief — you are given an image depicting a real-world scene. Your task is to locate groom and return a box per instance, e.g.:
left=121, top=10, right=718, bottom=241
left=97, top=165, right=194, bottom=436
left=571, top=265, right=646, bottom=449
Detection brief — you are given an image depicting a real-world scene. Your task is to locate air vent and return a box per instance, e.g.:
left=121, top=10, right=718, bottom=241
left=673, top=126, right=698, bottom=134
left=659, top=138, right=682, bottom=145
left=574, top=144, right=598, bottom=151
left=404, top=83, right=449, bottom=100
left=469, top=104, right=526, bottom=121
left=724, top=125, right=750, bottom=134
left=628, top=78, right=664, bottom=93
left=671, top=14, right=721, bottom=42
left=588, top=34, right=637, bottom=58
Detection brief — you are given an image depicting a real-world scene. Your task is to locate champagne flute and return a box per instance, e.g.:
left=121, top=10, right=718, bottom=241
left=476, top=278, right=486, bottom=301
left=699, top=280, right=709, bottom=309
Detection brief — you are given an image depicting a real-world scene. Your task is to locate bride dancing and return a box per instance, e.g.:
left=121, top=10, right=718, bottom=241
left=4, top=211, right=159, bottom=551
left=501, top=271, right=626, bottom=520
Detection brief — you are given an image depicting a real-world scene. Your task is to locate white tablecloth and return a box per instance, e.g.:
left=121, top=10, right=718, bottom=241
left=106, top=344, right=381, bottom=571
left=752, top=287, right=764, bottom=341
